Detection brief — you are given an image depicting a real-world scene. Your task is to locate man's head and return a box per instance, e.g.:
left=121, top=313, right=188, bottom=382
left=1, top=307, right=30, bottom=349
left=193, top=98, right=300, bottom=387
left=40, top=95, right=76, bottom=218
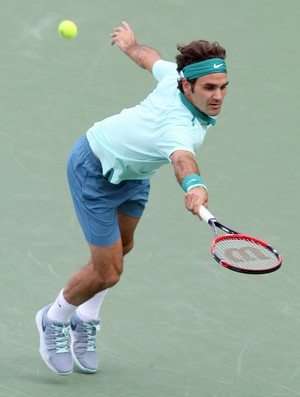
left=176, top=40, right=228, bottom=117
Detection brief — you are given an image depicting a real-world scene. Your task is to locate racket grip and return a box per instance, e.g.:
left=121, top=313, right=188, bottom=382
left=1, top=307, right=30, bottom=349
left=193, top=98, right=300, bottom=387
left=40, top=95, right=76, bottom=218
left=199, top=205, right=215, bottom=223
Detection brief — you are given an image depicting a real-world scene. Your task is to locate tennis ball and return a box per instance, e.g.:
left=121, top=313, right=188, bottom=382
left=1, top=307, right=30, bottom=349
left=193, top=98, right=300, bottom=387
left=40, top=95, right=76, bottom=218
left=58, top=20, right=78, bottom=39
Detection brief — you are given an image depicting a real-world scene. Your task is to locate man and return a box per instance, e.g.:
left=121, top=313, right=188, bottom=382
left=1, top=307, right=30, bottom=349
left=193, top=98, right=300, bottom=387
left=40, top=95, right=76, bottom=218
left=36, top=21, right=228, bottom=375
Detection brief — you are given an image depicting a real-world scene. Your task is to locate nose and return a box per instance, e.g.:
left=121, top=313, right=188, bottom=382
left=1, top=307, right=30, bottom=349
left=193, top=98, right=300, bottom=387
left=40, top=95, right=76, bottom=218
left=212, top=89, right=222, bottom=101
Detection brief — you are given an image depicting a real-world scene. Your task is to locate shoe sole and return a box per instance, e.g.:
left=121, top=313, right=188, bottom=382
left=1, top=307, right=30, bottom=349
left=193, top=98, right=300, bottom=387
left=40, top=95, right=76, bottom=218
left=35, top=309, right=73, bottom=376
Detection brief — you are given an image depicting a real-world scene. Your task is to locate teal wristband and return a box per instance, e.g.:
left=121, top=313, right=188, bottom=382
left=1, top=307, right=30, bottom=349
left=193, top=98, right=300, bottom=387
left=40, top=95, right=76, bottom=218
left=181, top=173, right=207, bottom=192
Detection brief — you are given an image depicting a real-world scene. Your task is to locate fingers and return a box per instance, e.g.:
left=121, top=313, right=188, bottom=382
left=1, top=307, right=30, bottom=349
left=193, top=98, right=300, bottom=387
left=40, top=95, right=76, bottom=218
left=121, top=21, right=130, bottom=30
left=184, top=187, right=208, bottom=217
left=110, top=21, right=131, bottom=46
left=112, top=24, right=127, bottom=35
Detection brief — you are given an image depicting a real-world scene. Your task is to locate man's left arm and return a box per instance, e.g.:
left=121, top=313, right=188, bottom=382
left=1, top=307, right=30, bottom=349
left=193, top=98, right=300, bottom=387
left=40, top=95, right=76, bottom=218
left=110, top=21, right=161, bottom=72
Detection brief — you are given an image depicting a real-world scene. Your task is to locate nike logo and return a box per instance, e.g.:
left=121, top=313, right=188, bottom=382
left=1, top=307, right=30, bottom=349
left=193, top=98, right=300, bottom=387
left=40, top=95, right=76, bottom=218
left=42, top=318, right=47, bottom=332
left=187, top=178, right=197, bottom=185
left=213, top=63, right=223, bottom=69
left=70, top=321, right=77, bottom=331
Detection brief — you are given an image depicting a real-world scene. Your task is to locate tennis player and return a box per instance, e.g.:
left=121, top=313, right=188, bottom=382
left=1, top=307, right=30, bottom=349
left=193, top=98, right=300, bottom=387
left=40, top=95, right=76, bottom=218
left=36, top=21, right=228, bottom=375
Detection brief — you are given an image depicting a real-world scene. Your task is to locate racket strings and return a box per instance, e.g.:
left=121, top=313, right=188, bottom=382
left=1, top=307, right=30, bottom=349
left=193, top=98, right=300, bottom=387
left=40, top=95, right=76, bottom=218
left=213, top=236, right=279, bottom=270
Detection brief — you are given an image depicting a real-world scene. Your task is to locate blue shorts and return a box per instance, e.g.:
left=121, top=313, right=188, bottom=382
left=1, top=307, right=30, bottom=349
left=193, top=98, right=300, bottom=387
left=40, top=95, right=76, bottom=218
left=67, top=134, right=150, bottom=246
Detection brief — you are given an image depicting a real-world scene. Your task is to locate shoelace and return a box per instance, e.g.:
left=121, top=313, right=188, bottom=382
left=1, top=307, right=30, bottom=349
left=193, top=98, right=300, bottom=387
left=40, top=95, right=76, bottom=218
left=52, top=324, right=70, bottom=353
left=84, top=322, right=101, bottom=352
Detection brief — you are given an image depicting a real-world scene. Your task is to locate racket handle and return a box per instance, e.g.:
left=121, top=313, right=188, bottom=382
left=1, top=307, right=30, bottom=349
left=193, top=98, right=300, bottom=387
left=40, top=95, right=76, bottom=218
left=199, top=205, right=215, bottom=223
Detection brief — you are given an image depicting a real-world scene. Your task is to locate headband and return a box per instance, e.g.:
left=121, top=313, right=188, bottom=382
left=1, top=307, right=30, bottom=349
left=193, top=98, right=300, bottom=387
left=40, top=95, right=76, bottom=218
left=182, top=58, right=227, bottom=80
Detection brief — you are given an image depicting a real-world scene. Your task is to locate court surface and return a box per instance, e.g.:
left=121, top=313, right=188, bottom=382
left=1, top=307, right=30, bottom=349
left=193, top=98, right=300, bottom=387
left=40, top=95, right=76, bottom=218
left=1, top=1, right=300, bottom=396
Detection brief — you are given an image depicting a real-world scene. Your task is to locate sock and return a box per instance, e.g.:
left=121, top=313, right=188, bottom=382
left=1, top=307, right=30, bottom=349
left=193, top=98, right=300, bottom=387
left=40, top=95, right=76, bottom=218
left=76, top=289, right=108, bottom=322
left=47, top=289, right=77, bottom=323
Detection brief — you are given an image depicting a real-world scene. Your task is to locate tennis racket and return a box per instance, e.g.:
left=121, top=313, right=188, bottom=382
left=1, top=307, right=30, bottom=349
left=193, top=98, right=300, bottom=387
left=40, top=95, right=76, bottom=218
left=199, top=205, right=282, bottom=274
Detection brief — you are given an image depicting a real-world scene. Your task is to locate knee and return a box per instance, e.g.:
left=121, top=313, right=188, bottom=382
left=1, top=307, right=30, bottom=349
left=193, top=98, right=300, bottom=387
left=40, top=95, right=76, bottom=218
left=102, top=271, right=122, bottom=288
left=100, top=262, right=123, bottom=288
left=90, top=257, right=123, bottom=290
left=122, top=239, right=134, bottom=256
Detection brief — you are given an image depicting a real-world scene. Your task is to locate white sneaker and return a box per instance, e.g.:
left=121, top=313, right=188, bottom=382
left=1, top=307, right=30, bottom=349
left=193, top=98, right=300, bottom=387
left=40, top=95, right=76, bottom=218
left=36, top=304, right=73, bottom=375
left=70, top=313, right=100, bottom=373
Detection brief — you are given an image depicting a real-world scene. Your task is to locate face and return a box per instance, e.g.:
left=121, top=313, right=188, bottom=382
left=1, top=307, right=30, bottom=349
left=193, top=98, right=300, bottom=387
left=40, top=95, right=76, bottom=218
left=183, top=73, right=228, bottom=117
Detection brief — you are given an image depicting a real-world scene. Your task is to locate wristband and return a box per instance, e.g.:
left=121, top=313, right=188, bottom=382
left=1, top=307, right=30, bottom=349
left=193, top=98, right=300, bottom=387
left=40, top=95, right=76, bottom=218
left=181, top=173, right=207, bottom=192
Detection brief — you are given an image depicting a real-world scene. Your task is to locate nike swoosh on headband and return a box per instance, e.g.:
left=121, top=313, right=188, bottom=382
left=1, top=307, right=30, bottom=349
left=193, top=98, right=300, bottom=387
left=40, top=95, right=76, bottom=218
left=213, top=63, right=224, bottom=68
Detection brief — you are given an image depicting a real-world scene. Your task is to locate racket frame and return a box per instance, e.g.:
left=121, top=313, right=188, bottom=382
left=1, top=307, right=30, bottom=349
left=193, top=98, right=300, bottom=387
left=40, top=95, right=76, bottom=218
left=199, top=206, right=282, bottom=274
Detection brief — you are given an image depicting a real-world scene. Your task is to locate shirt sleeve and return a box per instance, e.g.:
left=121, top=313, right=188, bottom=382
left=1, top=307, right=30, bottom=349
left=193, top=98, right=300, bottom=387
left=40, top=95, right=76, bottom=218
left=156, top=127, right=200, bottom=160
left=152, top=60, right=178, bottom=82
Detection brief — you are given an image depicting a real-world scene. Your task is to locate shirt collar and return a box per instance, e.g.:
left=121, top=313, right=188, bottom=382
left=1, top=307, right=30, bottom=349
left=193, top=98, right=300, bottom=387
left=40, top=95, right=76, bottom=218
left=179, top=92, right=216, bottom=126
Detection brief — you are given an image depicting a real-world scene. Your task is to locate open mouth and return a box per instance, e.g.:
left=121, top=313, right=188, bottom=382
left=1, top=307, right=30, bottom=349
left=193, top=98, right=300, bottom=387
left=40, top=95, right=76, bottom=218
left=210, top=102, right=221, bottom=108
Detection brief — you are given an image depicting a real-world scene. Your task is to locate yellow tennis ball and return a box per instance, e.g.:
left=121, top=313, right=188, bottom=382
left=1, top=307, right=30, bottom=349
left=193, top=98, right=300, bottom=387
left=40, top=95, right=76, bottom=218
left=58, top=20, right=78, bottom=39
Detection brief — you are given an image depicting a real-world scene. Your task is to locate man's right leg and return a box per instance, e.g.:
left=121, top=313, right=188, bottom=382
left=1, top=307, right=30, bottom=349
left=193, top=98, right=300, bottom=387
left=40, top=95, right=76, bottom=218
left=63, top=239, right=124, bottom=306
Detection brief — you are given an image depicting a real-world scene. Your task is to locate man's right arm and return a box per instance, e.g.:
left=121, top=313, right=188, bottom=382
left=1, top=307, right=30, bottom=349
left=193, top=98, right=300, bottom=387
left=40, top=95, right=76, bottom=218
left=110, top=21, right=161, bottom=73
left=170, top=150, right=208, bottom=216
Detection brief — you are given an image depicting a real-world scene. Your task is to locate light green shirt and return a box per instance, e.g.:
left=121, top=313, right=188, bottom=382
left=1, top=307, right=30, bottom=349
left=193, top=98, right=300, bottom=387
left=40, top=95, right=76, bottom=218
left=86, top=60, right=211, bottom=184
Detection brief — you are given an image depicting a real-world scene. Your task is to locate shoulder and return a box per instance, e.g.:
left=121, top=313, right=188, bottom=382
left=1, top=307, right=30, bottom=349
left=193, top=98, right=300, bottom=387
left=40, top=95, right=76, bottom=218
left=152, top=60, right=178, bottom=82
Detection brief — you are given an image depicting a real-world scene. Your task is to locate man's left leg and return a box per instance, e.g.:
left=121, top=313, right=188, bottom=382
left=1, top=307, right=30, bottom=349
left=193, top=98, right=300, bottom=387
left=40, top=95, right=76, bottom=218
left=69, top=212, right=141, bottom=373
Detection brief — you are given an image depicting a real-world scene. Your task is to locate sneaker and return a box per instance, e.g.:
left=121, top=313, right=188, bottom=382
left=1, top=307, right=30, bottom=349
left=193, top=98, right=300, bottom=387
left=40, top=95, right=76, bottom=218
left=36, top=304, right=73, bottom=375
left=70, top=313, right=101, bottom=373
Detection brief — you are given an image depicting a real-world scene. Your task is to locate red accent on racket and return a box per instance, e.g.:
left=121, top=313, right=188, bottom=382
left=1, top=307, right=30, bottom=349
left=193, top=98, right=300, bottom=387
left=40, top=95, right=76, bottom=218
left=199, top=206, right=282, bottom=275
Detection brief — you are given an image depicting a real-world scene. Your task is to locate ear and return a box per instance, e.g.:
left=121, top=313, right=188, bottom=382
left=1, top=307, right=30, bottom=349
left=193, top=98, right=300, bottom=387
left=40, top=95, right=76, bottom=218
left=182, top=78, right=191, bottom=94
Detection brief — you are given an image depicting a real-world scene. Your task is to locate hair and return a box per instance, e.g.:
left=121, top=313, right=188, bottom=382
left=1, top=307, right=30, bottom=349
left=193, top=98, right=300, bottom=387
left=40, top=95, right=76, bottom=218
left=176, top=40, right=226, bottom=92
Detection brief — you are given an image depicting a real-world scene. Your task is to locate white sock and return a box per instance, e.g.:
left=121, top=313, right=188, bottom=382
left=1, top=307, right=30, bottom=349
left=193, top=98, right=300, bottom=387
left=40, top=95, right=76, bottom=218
left=47, top=289, right=77, bottom=323
left=76, top=289, right=108, bottom=322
